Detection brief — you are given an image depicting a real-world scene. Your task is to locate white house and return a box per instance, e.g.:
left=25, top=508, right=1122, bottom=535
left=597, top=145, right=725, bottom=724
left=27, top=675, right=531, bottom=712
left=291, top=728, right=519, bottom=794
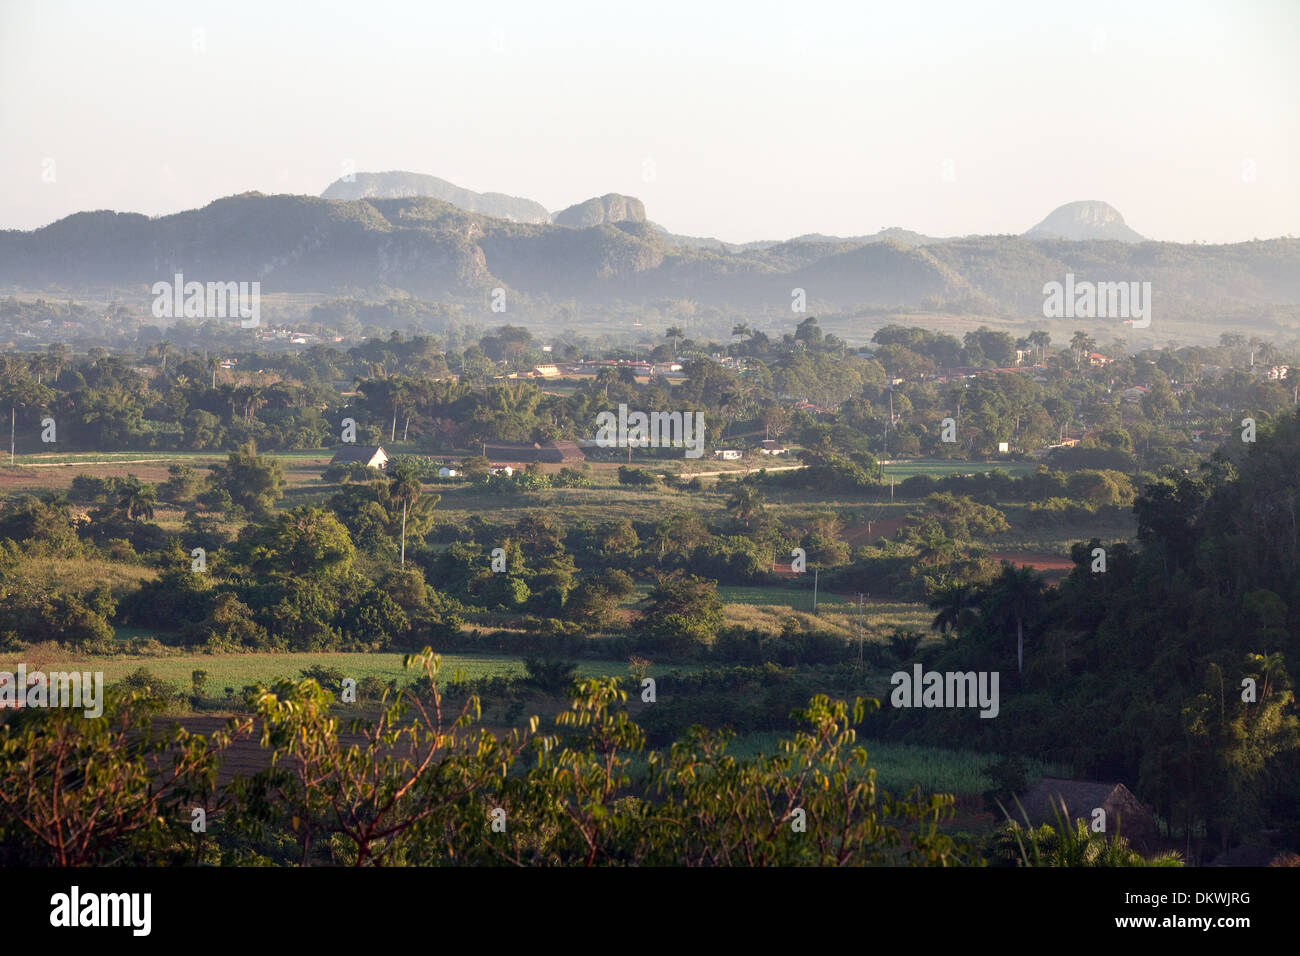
left=713, top=448, right=742, bottom=461
left=437, top=466, right=458, bottom=478
left=489, top=464, right=515, bottom=477
left=758, top=440, right=788, bottom=455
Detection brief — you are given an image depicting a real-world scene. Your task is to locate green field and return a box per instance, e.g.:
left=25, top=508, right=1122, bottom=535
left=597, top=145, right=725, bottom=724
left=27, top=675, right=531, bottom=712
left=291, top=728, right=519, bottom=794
left=726, top=732, right=1071, bottom=798
left=0, top=650, right=680, bottom=701
left=6, top=450, right=329, bottom=467
left=880, top=459, right=1036, bottom=480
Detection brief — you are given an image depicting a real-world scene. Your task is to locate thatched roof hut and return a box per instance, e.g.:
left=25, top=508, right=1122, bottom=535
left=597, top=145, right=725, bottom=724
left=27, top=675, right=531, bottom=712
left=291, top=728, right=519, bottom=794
left=1015, top=777, right=1159, bottom=848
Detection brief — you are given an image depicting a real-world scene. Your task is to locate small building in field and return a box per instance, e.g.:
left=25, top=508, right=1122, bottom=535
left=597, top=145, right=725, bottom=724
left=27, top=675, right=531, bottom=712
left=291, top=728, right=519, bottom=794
left=489, top=464, right=515, bottom=477
left=713, top=448, right=743, bottom=461
left=437, top=466, right=458, bottom=478
left=759, top=440, right=788, bottom=455
left=330, top=445, right=388, bottom=471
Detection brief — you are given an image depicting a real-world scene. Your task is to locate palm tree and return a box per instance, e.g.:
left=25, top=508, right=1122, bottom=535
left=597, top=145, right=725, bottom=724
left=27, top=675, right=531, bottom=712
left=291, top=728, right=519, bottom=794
left=666, top=326, right=684, bottom=357
left=390, top=471, right=422, bottom=567
left=1069, top=331, right=1095, bottom=370
left=1027, top=330, right=1051, bottom=364
left=118, top=480, right=157, bottom=523
left=719, top=387, right=744, bottom=439
left=732, top=323, right=751, bottom=341
left=648, top=520, right=674, bottom=563
left=355, top=377, right=402, bottom=441
left=980, top=563, right=1047, bottom=673
left=27, top=354, right=52, bottom=385
left=47, top=343, right=68, bottom=381
left=381, top=379, right=401, bottom=441
left=929, top=582, right=979, bottom=638
left=242, top=385, right=266, bottom=423
left=726, top=485, right=764, bottom=527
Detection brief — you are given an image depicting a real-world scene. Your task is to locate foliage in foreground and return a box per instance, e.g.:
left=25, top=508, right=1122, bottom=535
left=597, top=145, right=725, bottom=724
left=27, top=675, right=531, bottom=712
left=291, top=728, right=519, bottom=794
left=0, top=650, right=1185, bottom=867
left=0, top=649, right=964, bottom=866
left=989, top=798, right=1184, bottom=867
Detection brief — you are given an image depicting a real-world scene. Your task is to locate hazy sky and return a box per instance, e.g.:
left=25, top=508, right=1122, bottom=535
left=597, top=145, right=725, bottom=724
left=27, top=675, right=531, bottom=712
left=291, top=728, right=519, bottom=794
left=1, top=0, right=1296, bottom=242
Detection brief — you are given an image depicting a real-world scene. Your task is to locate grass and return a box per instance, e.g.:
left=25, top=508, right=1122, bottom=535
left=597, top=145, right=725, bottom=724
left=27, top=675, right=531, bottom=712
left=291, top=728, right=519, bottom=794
left=6, top=450, right=329, bottom=466
left=5, top=451, right=222, bottom=466
left=716, top=586, right=932, bottom=639
left=717, top=584, right=853, bottom=608
left=3, top=556, right=158, bottom=594
left=435, top=481, right=729, bottom=527
left=725, top=731, right=1071, bottom=798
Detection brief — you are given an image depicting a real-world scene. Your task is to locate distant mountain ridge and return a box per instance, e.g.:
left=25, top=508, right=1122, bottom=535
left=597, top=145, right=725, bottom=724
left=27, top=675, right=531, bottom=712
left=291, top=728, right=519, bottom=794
left=2, top=192, right=1297, bottom=322
left=322, top=171, right=552, bottom=224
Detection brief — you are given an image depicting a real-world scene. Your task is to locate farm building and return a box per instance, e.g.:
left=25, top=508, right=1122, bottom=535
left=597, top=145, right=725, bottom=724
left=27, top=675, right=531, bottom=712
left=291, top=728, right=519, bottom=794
left=1015, top=777, right=1159, bottom=849
left=758, top=440, right=788, bottom=455
left=330, top=445, right=388, bottom=470
left=437, top=466, right=458, bottom=477
left=481, top=440, right=585, bottom=465
left=713, top=448, right=742, bottom=461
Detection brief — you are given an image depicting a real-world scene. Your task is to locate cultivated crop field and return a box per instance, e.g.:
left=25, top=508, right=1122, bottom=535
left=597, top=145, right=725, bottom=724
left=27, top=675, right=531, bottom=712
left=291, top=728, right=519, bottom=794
left=0, top=649, right=681, bottom=709
left=726, top=731, right=1072, bottom=799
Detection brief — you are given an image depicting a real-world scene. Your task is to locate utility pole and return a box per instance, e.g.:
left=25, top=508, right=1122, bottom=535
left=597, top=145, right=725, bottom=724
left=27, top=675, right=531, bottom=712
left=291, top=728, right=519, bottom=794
left=812, top=568, right=819, bottom=614
left=885, top=387, right=893, bottom=457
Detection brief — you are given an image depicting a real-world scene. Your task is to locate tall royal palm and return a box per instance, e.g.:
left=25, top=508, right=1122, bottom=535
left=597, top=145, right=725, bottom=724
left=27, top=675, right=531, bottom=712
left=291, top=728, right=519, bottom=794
left=390, top=471, right=422, bottom=568
left=981, top=563, right=1047, bottom=673
left=665, top=326, right=684, bottom=358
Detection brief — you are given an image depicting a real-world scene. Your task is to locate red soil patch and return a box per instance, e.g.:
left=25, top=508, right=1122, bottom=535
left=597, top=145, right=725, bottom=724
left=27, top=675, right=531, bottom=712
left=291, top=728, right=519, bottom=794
left=989, top=552, right=1073, bottom=586
left=841, top=516, right=907, bottom=547
left=0, top=462, right=182, bottom=492
left=989, top=552, right=1073, bottom=571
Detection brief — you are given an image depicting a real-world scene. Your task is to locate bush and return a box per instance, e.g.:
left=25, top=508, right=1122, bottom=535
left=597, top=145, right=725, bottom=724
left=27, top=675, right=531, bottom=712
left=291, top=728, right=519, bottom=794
left=617, top=466, right=659, bottom=486
left=523, top=656, right=579, bottom=695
